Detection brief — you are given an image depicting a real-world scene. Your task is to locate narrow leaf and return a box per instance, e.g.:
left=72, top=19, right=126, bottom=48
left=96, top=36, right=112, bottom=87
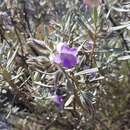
left=75, top=68, right=98, bottom=76
left=118, top=55, right=130, bottom=61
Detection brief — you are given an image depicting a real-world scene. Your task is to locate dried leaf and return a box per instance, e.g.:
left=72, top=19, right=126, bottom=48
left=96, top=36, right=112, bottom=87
left=6, top=45, right=19, bottom=68
left=64, top=95, right=74, bottom=107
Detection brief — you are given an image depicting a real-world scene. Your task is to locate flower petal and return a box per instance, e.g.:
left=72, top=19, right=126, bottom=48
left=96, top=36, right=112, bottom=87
left=87, top=40, right=93, bottom=50
left=53, top=95, right=63, bottom=105
left=52, top=42, right=78, bottom=68
left=61, top=46, right=77, bottom=56
left=56, top=42, right=67, bottom=53
left=57, top=42, right=77, bottom=56
left=52, top=54, right=62, bottom=64
left=61, top=53, right=77, bottom=68
left=83, top=0, right=101, bottom=8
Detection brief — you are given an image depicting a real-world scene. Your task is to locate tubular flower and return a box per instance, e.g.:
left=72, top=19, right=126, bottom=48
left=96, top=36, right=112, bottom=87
left=50, top=42, right=78, bottom=69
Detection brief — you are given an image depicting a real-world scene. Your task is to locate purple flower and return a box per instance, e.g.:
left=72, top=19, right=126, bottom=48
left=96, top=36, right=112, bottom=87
left=53, top=95, right=63, bottom=105
left=52, top=95, right=64, bottom=111
left=50, top=42, right=78, bottom=69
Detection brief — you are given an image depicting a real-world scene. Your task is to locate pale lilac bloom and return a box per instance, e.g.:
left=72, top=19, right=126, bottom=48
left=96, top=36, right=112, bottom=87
left=86, top=40, right=93, bottom=50
left=83, top=0, right=102, bottom=9
left=50, top=42, right=78, bottom=69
